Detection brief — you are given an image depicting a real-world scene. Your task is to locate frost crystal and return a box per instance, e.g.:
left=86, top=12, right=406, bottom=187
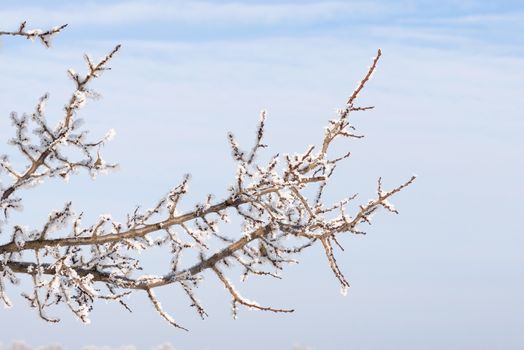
left=340, top=285, right=348, bottom=296
left=104, top=128, right=116, bottom=141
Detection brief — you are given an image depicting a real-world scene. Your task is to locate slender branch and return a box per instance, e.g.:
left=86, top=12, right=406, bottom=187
left=0, top=21, right=68, bottom=47
left=146, top=288, right=188, bottom=331
left=213, top=266, right=294, bottom=316
left=347, top=49, right=382, bottom=107
left=1, top=44, right=121, bottom=203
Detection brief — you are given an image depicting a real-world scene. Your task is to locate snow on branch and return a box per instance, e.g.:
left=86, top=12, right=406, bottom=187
left=0, top=42, right=121, bottom=219
left=0, top=25, right=415, bottom=330
left=0, top=21, right=68, bottom=48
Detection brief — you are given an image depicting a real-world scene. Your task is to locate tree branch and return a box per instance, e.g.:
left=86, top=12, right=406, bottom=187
left=0, top=27, right=416, bottom=329
left=0, top=21, right=67, bottom=47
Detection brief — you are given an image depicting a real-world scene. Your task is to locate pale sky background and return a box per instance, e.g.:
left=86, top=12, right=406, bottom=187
left=0, top=1, right=523, bottom=349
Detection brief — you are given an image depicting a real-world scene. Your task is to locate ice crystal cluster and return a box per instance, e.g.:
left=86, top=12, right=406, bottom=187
left=0, top=22, right=414, bottom=330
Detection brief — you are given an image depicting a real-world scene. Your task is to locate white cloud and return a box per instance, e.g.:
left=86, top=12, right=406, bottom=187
left=0, top=1, right=388, bottom=27
left=367, top=25, right=470, bottom=45
left=406, top=12, right=524, bottom=25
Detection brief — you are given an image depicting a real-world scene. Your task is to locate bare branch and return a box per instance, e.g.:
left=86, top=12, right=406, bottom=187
left=212, top=266, right=294, bottom=318
left=146, top=288, right=188, bottom=331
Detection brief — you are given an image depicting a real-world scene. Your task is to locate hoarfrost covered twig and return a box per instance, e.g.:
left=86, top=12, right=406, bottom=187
left=0, top=21, right=68, bottom=48
left=0, top=26, right=415, bottom=330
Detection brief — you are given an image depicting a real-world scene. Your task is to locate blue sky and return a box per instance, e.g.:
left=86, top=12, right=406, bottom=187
left=0, top=1, right=523, bottom=349
left=2, top=0, right=524, bottom=49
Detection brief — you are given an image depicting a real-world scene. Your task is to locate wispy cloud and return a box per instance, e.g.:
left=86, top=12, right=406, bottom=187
left=0, top=1, right=388, bottom=27
left=1, top=0, right=521, bottom=57
left=403, top=11, right=524, bottom=25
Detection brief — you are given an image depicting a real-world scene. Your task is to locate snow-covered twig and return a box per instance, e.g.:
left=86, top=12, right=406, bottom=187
left=0, top=26, right=415, bottom=330
left=0, top=21, right=68, bottom=48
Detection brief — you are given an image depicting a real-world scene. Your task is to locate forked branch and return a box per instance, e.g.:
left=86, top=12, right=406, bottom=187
left=0, top=26, right=415, bottom=330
